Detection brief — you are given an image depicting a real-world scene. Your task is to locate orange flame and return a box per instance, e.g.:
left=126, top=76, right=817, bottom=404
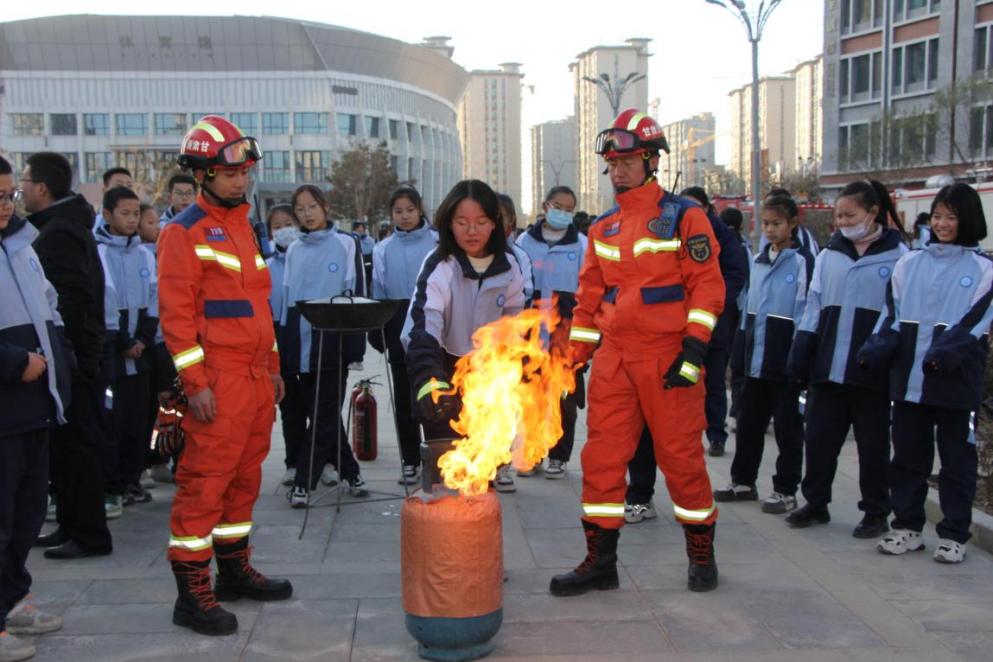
left=437, top=302, right=576, bottom=496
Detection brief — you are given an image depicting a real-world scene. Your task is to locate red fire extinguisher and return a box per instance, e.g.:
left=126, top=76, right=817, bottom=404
left=351, top=379, right=378, bottom=461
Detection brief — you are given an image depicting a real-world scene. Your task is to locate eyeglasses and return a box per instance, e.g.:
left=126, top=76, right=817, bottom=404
left=0, top=189, right=23, bottom=205
left=171, top=189, right=196, bottom=199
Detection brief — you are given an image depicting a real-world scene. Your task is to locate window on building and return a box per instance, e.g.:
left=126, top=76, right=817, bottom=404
left=840, top=51, right=883, bottom=103
left=295, top=150, right=331, bottom=182
left=115, top=150, right=149, bottom=181
left=407, top=122, right=415, bottom=141
left=892, top=38, right=939, bottom=94
left=389, top=155, right=398, bottom=172
left=60, top=152, right=79, bottom=175
left=295, top=112, right=328, bottom=134
left=888, top=114, right=937, bottom=164
left=230, top=112, right=258, bottom=133
left=83, top=113, right=109, bottom=136
left=969, top=104, right=993, bottom=157
left=893, top=0, right=940, bottom=22
left=11, top=113, right=44, bottom=136
left=263, top=150, right=291, bottom=183
left=336, top=113, right=357, bottom=137
left=389, top=119, right=399, bottom=141
left=84, top=152, right=114, bottom=183
left=116, top=113, right=148, bottom=137
left=51, top=114, right=77, bottom=136
left=407, top=157, right=416, bottom=180
left=838, top=121, right=882, bottom=170
left=262, top=112, right=289, bottom=135
left=154, top=113, right=187, bottom=136
left=365, top=116, right=381, bottom=139
left=841, top=0, right=884, bottom=33
left=976, top=25, right=992, bottom=73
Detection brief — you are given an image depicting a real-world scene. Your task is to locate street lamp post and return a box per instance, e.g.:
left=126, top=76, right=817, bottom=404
left=542, top=159, right=576, bottom=187
left=703, top=0, right=783, bottom=246
left=582, top=72, right=647, bottom=117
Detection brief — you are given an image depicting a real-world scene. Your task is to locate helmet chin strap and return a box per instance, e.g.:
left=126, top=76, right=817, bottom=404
left=201, top=173, right=246, bottom=209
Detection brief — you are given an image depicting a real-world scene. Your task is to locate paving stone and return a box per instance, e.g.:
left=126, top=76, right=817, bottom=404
left=495, top=619, right=673, bottom=656
left=643, top=590, right=781, bottom=651
left=33, top=631, right=252, bottom=662
left=242, top=599, right=357, bottom=661
left=288, top=572, right=402, bottom=600
left=77, top=577, right=176, bottom=605
left=889, top=599, right=993, bottom=632
left=764, top=618, right=884, bottom=650
left=502, top=591, right=651, bottom=624
left=57, top=601, right=260, bottom=636
left=350, top=597, right=420, bottom=661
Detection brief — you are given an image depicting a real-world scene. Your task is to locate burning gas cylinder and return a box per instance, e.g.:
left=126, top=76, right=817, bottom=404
left=401, top=438, right=503, bottom=662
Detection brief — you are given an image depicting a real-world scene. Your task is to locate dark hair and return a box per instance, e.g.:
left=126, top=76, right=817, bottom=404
left=102, top=167, right=132, bottom=187
left=102, top=185, right=140, bottom=214
left=168, top=173, right=196, bottom=193
left=762, top=194, right=799, bottom=220
left=26, top=152, right=73, bottom=199
left=389, top=185, right=423, bottom=211
left=544, top=185, right=577, bottom=206
left=497, top=193, right=517, bottom=229
left=720, top=207, right=744, bottom=232
left=435, top=180, right=507, bottom=259
left=0, top=155, right=11, bottom=176
left=767, top=187, right=792, bottom=199
left=265, top=203, right=295, bottom=235
left=838, top=179, right=907, bottom=236
left=291, top=184, right=329, bottom=228
left=680, top=186, right=710, bottom=207
left=931, top=184, right=987, bottom=246
left=139, top=203, right=154, bottom=216
left=913, top=211, right=930, bottom=239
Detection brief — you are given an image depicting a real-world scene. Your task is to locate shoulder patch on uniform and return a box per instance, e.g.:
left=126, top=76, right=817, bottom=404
left=648, top=202, right=679, bottom=240
left=603, top=221, right=621, bottom=237
left=686, top=234, right=712, bottom=263
left=172, top=204, right=207, bottom=230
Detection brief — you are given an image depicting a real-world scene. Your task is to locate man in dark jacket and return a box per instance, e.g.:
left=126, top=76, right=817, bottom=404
left=22, top=152, right=112, bottom=559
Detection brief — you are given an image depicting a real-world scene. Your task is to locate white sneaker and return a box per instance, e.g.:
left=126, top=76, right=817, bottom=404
left=517, top=460, right=542, bottom=477
left=347, top=476, right=369, bottom=497
left=140, top=469, right=156, bottom=489
left=494, top=466, right=516, bottom=493
left=624, top=502, right=657, bottom=524
left=545, top=459, right=567, bottom=479
left=320, top=464, right=339, bottom=486
left=289, top=486, right=308, bottom=509
left=281, top=467, right=296, bottom=486
left=933, top=538, right=966, bottom=563
left=104, top=494, right=123, bottom=520
left=398, top=465, right=419, bottom=485
left=877, top=529, right=925, bottom=555
left=761, top=492, right=797, bottom=514
left=6, top=596, right=63, bottom=634
left=0, top=631, right=36, bottom=662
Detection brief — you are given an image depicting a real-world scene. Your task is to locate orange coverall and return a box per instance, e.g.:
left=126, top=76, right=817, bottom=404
left=158, top=194, right=279, bottom=561
left=569, top=182, right=724, bottom=530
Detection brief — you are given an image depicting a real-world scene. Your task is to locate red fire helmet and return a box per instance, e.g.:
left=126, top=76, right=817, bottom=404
left=595, top=109, right=670, bottom=158
left=177, top=115, right=262, bottom=171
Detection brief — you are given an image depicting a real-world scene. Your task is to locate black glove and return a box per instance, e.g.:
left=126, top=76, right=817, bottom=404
left=663, top=336, right=709, bottom=389
left=416, top=380, right=459, bottom=423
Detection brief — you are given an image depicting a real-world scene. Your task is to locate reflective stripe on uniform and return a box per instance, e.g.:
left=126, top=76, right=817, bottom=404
left=625, top=112, right=648, bottom=131
left=194, top=245, right=242, bottom=272
left=169, top=534, right=212, bottom=551
left=673, top=502, right=716, bottom=522
left=416, top=379, right=451, bottom=401
left=679, top=362, right=700, bottom=383
left=687, top=309, right=717, bottom=331
left=593, top=240, right=621, bottom=262
left=633, top=237, right=681, bottom=257
left=569, top=326, right=601, bottom=343
left=211, top=521, right=252, bottom=540
left=582, top=503, right=626, bottom=518
left=172, top=345, right=205, bottom=371
left=255, top=254, right=267, bottom=271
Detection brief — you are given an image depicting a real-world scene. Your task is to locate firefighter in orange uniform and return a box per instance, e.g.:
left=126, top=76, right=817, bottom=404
left=550, top=110, right=725, bottom=597
left=159, top=116, right=292, bottom=636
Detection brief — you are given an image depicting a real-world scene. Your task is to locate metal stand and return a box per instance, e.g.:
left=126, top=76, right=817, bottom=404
left=297, top=324, right=414, bottom=540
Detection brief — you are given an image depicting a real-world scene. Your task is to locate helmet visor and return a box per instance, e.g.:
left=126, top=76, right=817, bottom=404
left=595, top=129, right=641, bottom=156
left=218, top=137, right=262, bottom=167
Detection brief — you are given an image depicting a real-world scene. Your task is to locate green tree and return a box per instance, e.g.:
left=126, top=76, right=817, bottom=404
left=326, top=141, right=398, bottom=222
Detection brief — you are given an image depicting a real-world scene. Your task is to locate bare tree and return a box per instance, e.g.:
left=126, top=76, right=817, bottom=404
left=326, top=141, right=399, bottom=223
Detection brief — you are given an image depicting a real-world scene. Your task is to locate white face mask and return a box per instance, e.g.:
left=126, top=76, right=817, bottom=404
left=272, top=226, right=299, bottom=250
left=839, top=214, right=875, bottom=241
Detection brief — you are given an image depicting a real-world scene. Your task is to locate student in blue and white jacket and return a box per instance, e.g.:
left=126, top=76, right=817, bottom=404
left=281, top=186, right=368, bottom=505
left=95, top=186, right=159, bottom=506
left=370, top=186, right=438, bottom=485
left=266, top=204, right=307, bottom=488
left=860, top=184, right=993, bottom=563
left=785, top=180, right=908, bottom=538
left=514, top=186, right=587, bottom=478
left=716, top=195, right=814, bottom=514
left=403, top=180, right=526, bottom=478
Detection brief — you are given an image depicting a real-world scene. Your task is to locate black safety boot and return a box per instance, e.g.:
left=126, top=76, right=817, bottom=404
left=214, top=538, right=293, bottom=602
left=549, top=520, right=620, bottom=597
left=684, top=523, right=719, bottom=592
left=171, top=560, right=238, bottom=636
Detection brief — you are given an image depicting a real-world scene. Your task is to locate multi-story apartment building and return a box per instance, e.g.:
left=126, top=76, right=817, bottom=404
left=660, top=112, right=716, bottom=190
left=457, top=63, right=524, bottom=212
left=822, top=0, right=993, bottom=193
left=793, top=56, right=825, bottom=172
left=728, top=76, right=797, bottom=193
left=570, top=39, right=652, bottom=215
left=530, top=117, right=577, bottom=216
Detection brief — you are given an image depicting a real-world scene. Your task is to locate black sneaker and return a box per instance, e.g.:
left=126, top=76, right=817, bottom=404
left=713, top=483, right=758, bottom=502
left=123, top=483, right=152, bottom=506
left=852, top=513, right=889, bottom=539
left=708, top=441, right=726, bottom=457
left=785, top=503, right=831, bottom=528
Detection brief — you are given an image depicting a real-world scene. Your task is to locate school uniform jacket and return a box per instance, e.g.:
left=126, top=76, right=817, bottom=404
left=0, top=217, right=72, bottom=434
left=95, top=227, right=158, bottom=377
left=787, top=228, right=907, bottom=390
left=402, top=249, right=526, bottom=392
left=515, top=221, right=587, bottom=320
left=735, top=243, right=814, bottom=381
left=279, top=227, right=366, bottom=374
left=860, top=242, right=993, bottom=411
